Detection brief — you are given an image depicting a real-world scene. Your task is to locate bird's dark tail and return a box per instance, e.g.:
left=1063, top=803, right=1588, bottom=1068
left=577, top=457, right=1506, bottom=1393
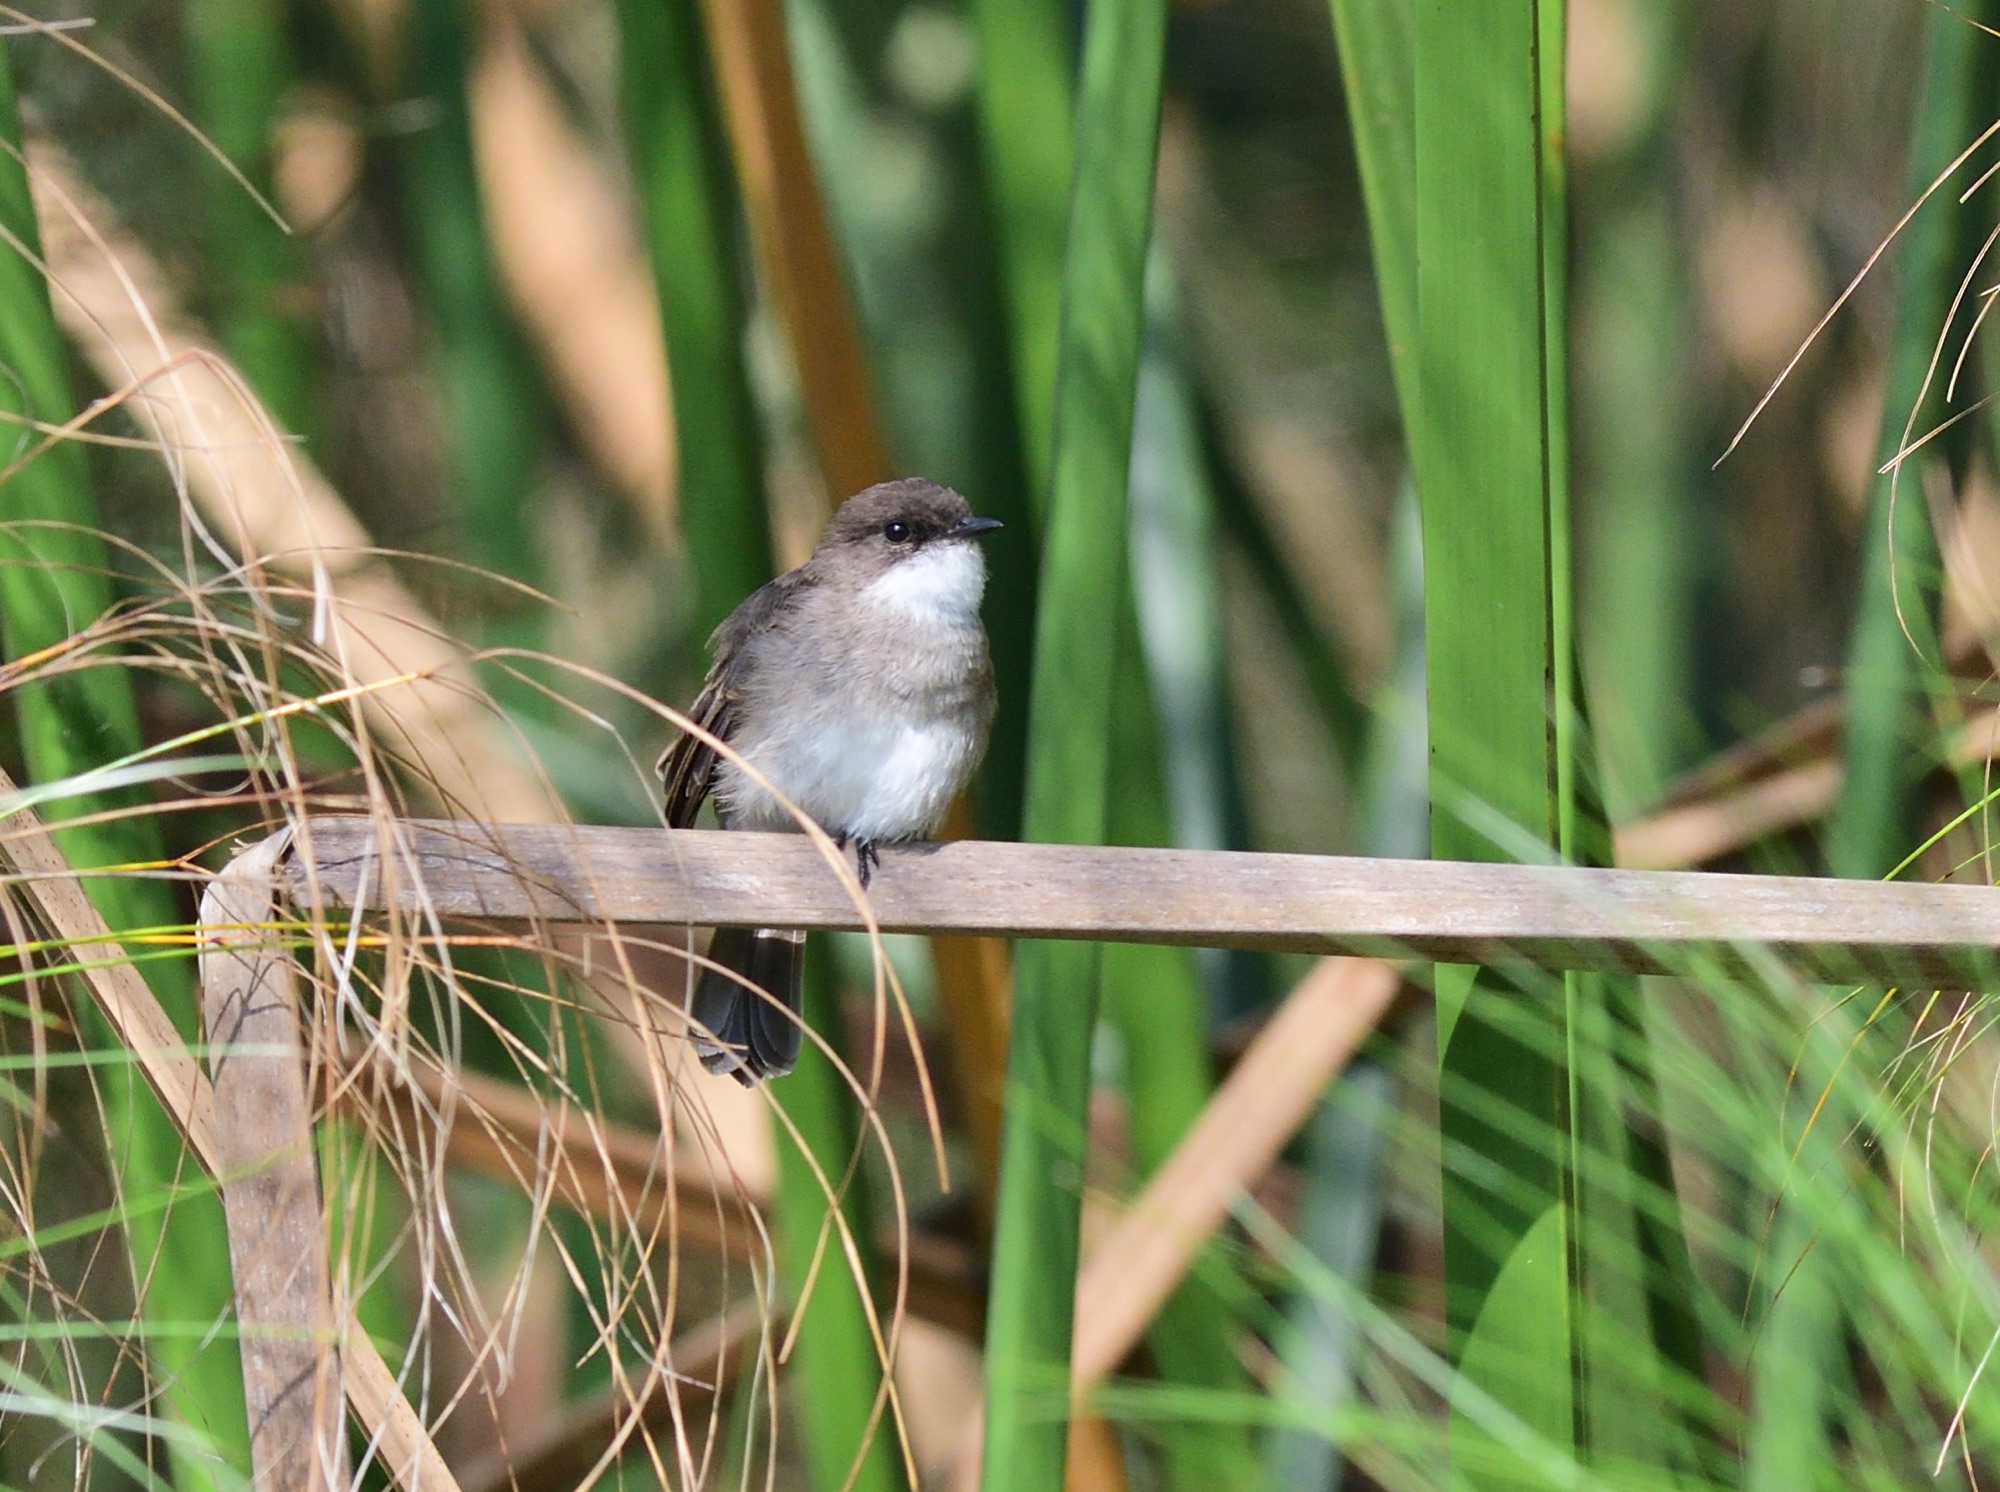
left=692, top=927, right=806, bottom=1085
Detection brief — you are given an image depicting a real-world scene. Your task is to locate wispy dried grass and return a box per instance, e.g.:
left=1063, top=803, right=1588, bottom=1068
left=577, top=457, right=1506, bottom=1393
left=0, top=98, right=936, bottom=1492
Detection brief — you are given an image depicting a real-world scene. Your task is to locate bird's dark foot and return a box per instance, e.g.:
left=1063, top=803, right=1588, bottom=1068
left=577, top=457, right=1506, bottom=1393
left=855, top=839, right=880, bottom=889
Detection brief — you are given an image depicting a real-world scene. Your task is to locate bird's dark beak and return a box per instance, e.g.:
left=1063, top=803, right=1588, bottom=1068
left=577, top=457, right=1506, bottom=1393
left=950, top=516, right=1004, bottom=541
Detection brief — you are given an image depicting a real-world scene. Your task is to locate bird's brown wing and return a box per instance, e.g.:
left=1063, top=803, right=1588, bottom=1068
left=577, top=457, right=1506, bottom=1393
left=658, top=674, right=734, bottom=829
left=657, top=568, right=814, bottom=829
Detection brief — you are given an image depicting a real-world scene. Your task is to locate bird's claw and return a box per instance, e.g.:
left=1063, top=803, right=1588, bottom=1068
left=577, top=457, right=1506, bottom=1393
left=831, top=834, right=880, bottom=888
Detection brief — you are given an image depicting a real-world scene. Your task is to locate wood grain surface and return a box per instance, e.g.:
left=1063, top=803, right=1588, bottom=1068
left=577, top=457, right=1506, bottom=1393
left=200, top=836, right=349, bottom=1492
left=199, top=831, right=463, bottom=1492
left=285, top=816, right=2000, bottom=985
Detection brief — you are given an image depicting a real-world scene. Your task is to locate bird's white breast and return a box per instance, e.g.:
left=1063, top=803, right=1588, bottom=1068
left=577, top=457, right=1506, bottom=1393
left=713, top=539, right=993, bottom=842
left=718, top=706, right=983, bottom=842
left=861, top=541, right=987, bottom=626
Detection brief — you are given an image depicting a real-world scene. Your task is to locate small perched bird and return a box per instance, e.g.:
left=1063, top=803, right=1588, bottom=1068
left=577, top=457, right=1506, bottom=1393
left=658, top=478, right=1001, bottom=1084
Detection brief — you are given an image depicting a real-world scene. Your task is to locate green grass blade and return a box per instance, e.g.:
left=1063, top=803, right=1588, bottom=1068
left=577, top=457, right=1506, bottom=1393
left=969, top=0, right=1072, bottom=497
left=1825, top=0, right=1997, bottom=881
left=617, top=0, right=776, bottom=639
left=980, top=0, right=1168, bottom=1482
left=184, top=0, right=314, bottom=437
left=1416, top=2, right=1702, bottom=1480
left=964, top=0, right=1069, bottom=844
left=972, top=11, right=1261, bottom=1484
left=0, top=44, right=250, bottom=1489
left=1327, top=0, right=1416, bottom=431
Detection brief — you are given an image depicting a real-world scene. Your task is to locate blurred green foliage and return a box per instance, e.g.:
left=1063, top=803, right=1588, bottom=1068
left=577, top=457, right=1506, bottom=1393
left=1, top=0, right=1999, bottom=1489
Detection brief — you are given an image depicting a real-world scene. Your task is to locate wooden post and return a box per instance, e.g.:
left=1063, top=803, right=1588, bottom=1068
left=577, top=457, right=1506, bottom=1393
left=199, top=832, right=349, bottom=1491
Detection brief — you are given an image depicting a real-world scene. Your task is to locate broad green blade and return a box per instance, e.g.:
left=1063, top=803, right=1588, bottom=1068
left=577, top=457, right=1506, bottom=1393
left=0, top=42, right=250, bottom=1489
left=1414, top=2, right=1702, bottom=1481
left=980, top=0, right=1170, bottom=1484
left=1327, top=0, right=1416, bottom=431
left=966, top=0, right=1071, bottom=846
left=970, top=0, right=1073, bottom=498
left=972, top=5, right=1261, bottom=1486
left=617, top=0, right=776, bottom=638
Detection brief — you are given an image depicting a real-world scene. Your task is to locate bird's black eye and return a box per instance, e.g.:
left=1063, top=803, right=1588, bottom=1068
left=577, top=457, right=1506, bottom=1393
left=883, top=520, right=912, bottom=544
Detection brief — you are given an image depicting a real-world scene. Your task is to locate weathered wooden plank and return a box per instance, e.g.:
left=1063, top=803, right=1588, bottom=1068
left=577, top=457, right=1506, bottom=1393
left=287, top=817, right=2000, bottom=985
left=199, top=835, right=348, bottom=1492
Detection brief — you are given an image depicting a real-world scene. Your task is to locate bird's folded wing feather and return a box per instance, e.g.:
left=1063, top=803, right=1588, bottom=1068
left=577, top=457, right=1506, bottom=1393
left=658, top=676, right=733, bottom=829
left=657, top=568, right=814, bottom=829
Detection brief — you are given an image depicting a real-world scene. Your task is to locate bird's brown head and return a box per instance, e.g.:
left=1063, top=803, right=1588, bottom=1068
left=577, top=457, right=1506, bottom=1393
left=817, top=479, right=1003, bottom=569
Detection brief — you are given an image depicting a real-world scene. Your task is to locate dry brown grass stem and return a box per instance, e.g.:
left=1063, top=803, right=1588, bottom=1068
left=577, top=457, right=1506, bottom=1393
left=25, top=138, right=562, bottom=825
left=694, top=0, right=887, bottom=498
left=1614, top=690, right=2000, bottom=871
left=1615, top=759, right=1844, bottom=871
left=468, top=13, right=677, bottom=533
left=0, top=781, right=462, bottom=1492
left=371, top=1048, right=989, bottom=1338
left=455, top=1298, right=766, bottom=1492
left=1609, top=499, right=2000, bottom=872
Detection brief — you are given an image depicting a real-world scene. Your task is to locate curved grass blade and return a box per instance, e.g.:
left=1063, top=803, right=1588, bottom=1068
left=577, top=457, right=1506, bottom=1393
left=980, top=0, right=1169, bottom=1484
left=0, top=41, right=250, bottom=1489
left=970, top=17, right=1264, bottom=1480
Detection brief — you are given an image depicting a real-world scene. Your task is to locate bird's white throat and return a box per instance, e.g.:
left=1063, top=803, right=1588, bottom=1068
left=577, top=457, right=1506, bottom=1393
left=862, top=540, right=987, bottom=624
